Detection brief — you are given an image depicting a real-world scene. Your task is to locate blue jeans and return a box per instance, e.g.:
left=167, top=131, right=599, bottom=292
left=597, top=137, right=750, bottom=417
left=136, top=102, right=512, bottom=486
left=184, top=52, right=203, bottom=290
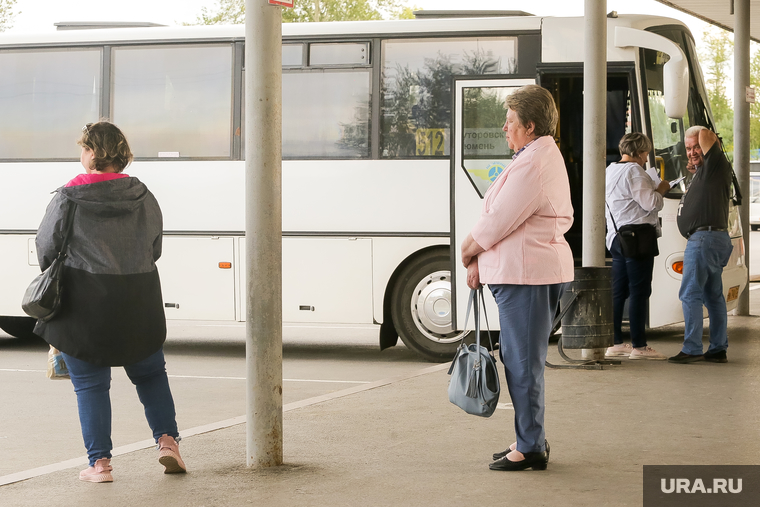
left=678, top=231, right=733, bottom=355
left=489, top=283, right=566, bottom=455
left=610, top=235, right=654, bottom=348
left=61, top=349, right=179, bottom=466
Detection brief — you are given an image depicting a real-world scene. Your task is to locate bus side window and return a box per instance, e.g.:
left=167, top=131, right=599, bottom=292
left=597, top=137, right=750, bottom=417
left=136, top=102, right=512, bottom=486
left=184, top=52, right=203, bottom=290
left=379, top=37, right=518, bottom=159
left=111, top=44, right=234, bottom=159
left=282, top=44, right=304, bottom=67
left=0, top=49, right=101, bottom=159
left=243, top=43, right=372, bottom=159
left=282, top=70, right=371, bottom=159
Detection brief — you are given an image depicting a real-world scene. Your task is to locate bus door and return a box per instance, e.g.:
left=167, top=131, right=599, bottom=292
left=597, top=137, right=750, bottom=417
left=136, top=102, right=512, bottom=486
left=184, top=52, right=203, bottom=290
left=450, top=77, right=536, bottom=330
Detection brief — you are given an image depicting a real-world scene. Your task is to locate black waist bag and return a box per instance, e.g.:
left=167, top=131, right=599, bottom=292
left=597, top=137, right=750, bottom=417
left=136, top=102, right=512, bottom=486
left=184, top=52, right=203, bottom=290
left=617, top=223, right=659, bottom=259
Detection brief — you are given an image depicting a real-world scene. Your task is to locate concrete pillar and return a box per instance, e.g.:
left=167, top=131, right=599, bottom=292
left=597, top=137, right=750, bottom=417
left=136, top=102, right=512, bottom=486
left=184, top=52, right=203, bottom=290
left=245, top=0, right=283, bottom=467
left=579, top=0, right=608, bottom=359
left=733, top=0, right=751, bottom=315
left=582, top=0, right=607, bottom=268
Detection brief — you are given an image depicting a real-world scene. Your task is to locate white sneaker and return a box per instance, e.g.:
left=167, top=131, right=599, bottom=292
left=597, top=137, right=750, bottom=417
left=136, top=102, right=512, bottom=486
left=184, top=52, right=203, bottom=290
left=605, top=343, right=633, bottom=357
left=629, top=346, right=668, bottom=360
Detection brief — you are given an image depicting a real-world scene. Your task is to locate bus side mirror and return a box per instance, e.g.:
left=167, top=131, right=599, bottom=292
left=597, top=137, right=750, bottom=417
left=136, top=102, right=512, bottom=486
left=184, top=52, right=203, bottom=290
left=614, top=26, right=689, bottom=119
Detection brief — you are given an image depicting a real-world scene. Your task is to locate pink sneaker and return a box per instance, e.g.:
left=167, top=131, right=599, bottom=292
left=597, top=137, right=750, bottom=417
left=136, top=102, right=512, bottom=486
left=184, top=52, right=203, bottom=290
left=79, top=458, right=113, bottom=483
left=605, top=343, right=633, bottom=357
left=629, top=346, right=668, bottom=360
left=158, top=434, right=187, bottom=474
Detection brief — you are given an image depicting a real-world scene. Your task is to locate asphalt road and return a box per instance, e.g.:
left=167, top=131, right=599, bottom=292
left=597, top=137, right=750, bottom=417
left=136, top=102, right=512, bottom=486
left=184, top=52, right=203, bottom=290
left=0, top=321, right=428, bottom=480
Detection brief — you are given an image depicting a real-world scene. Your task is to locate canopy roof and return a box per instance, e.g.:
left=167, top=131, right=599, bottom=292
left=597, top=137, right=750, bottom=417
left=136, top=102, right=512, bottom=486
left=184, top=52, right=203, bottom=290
left=656, top=0, right=760, bottom=42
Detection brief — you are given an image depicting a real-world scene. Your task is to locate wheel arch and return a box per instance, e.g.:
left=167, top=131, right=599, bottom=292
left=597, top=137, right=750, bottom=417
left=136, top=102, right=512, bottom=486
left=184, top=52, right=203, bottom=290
left=379, top=244, right=451, bottom=351
left=0, top=316, right=39, bottom=340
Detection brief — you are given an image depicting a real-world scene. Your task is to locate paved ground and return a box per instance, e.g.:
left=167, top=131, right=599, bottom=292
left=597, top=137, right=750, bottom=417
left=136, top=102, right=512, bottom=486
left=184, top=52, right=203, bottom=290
left=0, top=321, right=429, bottom=478
left=1, top=314, right=758, bottom=506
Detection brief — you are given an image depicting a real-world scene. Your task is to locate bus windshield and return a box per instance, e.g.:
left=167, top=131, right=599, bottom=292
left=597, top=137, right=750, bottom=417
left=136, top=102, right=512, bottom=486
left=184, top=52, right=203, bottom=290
left=643, top=26, right=713, bottom=197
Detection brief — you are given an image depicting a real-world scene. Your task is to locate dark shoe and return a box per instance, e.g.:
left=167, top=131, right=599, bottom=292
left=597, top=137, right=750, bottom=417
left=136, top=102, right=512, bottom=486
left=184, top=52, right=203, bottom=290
left=668, top=352, right=704, bottom=364
left=704, top=350, right=727, bottom=363
left=493, top=439, right=550, bottom=461
left=489, top=450, right=549, bottom=471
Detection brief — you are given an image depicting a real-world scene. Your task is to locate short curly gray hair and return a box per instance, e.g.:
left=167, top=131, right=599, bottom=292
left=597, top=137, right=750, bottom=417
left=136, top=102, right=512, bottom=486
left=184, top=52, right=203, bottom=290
left=684, top=125, right=705, bottom=140
left=505, top=85, right=558, bottom=137
left=618, top=132, right=652, bottom=157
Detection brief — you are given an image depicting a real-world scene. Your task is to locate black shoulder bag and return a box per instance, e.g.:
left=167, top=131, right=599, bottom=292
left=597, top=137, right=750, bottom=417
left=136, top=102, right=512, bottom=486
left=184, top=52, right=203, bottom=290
left=606, top=202, right=659, bottom=259
left=22, top=200, right=77, bottom=322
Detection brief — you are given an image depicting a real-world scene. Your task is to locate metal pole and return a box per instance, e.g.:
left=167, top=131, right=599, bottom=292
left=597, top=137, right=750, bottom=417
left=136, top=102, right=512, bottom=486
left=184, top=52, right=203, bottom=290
left=582, top=0, right=607, bottom=268
left=245, top=0, right=283, bottom=467
left=733, top=0, right=750, bottom=315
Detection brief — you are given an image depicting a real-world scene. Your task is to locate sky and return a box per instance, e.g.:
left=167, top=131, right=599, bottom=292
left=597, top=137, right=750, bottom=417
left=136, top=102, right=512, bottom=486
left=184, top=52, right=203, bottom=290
left=5, top=0, right=714, bottom=41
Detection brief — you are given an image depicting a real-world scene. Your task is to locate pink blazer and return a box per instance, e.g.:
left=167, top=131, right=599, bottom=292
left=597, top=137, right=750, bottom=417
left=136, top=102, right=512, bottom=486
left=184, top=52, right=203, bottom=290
left=470, top=135, right=574, bottom=285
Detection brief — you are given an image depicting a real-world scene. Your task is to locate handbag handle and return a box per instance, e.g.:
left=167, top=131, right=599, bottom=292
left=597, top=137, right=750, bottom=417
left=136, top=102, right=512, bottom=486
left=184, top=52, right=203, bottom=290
left=461, top=287, right=498, bottom=355
left=605, top=201, right=619, bottom=234
left=447, top=287, right=499, bottom=376
left=478, top=288, right=497, bottom=354
left=55, top=199, right=78, bottom=262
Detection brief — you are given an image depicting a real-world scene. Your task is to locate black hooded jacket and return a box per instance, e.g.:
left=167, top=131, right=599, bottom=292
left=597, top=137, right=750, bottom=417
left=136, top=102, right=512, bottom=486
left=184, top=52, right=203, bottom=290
left=33, top=177, right=166, bottom=366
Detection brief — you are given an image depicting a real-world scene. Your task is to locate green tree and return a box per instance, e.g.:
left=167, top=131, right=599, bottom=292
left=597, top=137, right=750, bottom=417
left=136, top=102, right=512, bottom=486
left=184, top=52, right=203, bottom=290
left=0, top=0, right=18, bottom=32
left=185, top=0, right=245, bottom=25
left=700, top=28, right=734, bottom=153
left=187, top=0, right=419, bottom=24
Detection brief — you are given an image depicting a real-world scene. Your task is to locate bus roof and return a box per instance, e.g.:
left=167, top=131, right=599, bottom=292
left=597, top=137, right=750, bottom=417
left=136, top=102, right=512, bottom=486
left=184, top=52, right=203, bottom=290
left=0, top=13, right=690, bottom=47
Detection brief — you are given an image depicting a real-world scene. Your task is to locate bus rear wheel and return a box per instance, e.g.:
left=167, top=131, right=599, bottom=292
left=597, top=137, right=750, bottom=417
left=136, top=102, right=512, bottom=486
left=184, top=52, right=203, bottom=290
left=0, top=316, right=39, bottom=340
left=391, top=249, right=471, bottom=362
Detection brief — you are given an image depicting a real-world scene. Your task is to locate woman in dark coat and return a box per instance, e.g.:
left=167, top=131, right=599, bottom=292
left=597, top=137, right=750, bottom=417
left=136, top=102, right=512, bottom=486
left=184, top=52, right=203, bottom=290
left=35, top=121, right=186, bottom=482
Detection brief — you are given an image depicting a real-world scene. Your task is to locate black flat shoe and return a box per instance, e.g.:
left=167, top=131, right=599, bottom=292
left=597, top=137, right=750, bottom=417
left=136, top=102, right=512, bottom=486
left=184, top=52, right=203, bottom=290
left=704, top=350, right=727, bottom=363
left=489, top=450, right=549, bottom=471
left=493, top=439, right=550, bottom=461
left=668, top=351, right=704, bottom=364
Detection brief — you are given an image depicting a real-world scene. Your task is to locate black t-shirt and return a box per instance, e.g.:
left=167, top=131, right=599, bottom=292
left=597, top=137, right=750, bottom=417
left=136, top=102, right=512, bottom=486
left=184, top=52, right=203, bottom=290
left=676, top=143, right=732, bottom=238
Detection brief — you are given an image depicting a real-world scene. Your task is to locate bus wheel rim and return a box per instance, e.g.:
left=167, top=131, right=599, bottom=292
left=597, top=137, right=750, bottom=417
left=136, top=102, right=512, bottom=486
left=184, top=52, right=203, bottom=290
left=409, top=270, right=466, bottom=344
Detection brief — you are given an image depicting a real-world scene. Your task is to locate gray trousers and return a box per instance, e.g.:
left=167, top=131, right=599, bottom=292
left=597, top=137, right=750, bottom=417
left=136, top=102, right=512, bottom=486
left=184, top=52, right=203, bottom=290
left=489, top=283, right=566, bottom=454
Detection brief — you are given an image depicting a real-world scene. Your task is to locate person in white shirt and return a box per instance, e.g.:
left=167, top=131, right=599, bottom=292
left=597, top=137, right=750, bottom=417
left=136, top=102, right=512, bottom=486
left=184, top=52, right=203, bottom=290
left=604, top=133, right=671, bottom=360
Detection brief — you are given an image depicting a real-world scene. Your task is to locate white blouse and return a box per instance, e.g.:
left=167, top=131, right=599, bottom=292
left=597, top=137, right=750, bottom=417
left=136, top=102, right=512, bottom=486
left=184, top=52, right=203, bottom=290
left=604, top=161, right=664, bottom=250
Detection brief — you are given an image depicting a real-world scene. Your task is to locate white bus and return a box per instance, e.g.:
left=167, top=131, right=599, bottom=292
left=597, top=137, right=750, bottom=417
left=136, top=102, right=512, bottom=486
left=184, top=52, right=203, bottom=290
left=0, top=13, right=747, bottom=361
left=750, top=166, right=760, bottom=230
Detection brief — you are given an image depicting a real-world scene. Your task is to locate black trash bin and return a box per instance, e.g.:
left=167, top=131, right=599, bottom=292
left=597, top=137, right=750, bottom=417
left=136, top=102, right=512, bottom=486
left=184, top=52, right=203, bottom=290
left=560, top=267, right=614, bottom=349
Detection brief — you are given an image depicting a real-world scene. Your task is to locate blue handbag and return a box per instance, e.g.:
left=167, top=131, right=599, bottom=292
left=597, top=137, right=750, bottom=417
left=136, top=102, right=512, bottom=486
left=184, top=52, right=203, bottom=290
left=447, top=287, right=500, bottom=417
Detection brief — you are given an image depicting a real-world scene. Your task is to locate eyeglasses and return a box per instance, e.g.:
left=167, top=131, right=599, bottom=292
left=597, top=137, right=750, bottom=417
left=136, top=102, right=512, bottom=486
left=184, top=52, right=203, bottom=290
left=82, top=123, right=93, bottom=133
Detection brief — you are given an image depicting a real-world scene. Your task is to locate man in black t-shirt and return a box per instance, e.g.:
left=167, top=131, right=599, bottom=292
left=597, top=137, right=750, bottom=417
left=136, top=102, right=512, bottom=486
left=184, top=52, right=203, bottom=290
left=670, top=127, right=734, bottom=364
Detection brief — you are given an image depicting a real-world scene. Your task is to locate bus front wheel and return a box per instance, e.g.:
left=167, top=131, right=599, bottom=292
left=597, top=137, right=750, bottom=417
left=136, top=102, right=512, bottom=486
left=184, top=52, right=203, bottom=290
left=390, top=249, right=471, bottom=362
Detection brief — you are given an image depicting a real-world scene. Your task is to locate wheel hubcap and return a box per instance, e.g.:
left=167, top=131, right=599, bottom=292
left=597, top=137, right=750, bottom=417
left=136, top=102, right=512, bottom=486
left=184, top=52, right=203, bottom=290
left=410, top=270, right=466, bottom=344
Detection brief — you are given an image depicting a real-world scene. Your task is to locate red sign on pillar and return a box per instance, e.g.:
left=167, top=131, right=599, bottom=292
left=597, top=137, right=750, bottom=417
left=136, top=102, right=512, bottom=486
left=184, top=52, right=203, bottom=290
left=268, top=0, right=294, bottom=6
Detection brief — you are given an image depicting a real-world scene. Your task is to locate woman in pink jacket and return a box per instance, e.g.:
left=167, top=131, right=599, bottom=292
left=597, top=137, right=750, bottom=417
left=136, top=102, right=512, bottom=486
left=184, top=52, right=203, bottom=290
left=461, top=85, right=574, bottom=472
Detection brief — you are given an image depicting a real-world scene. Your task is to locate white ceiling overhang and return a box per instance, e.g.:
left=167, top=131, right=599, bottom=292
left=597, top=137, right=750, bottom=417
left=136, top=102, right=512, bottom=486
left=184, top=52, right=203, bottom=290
left=655, top=0, right=760, bottom=42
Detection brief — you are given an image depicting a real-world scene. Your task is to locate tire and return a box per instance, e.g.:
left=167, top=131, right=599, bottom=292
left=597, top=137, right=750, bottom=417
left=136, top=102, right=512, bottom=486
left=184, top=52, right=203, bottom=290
left=390, top=249, right=473, bottom=362
left=0, top=316, right=39, bottom=340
